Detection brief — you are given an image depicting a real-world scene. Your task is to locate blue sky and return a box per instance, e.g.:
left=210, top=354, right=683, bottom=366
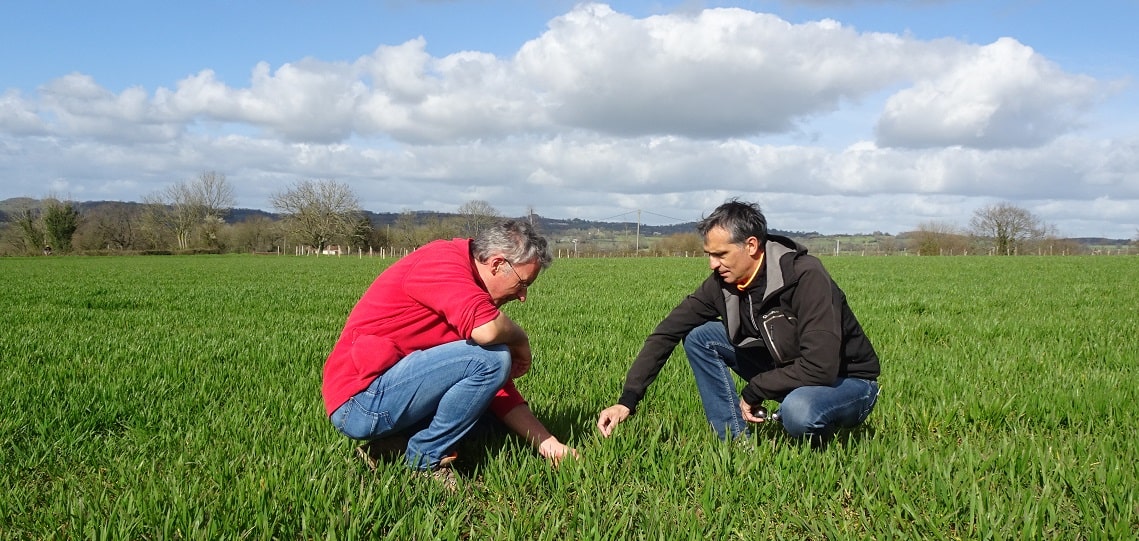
left=2, top=0, right=1137, bottom=237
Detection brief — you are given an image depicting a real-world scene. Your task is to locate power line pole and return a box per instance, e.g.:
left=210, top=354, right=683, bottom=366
left=636, top=209, right=641, bottom=255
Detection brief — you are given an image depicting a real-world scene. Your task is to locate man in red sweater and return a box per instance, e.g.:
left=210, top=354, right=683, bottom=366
left=323, top=220, right=576, bottom=477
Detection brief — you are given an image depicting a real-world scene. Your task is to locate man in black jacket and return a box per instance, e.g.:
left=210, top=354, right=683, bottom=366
left=596, top=199, right=880, bottom=445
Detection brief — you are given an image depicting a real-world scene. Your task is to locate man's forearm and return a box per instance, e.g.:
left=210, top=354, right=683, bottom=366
left=471, top=312, right=529, bottom=346
left=500, top=403, right=555, bottom=448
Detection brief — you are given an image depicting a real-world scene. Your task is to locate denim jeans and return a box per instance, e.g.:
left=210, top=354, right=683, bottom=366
left=683, top=321, right=879, bottom=442
left=329, top=340, right=511, bottom=470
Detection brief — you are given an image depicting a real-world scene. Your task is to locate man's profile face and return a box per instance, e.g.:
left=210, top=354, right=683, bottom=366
left=702, top=226, right=761, bottom=285
left=488, top=257, right=540, bottom=306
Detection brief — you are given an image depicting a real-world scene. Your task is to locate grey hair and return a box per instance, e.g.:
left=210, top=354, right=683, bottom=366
left=696, top=199, right=768, bottom=245
left=472, top=219, right=553, bottom=269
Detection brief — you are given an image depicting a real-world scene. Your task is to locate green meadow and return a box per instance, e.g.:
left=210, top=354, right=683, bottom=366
left=1, top=254, right=1136, bottom=539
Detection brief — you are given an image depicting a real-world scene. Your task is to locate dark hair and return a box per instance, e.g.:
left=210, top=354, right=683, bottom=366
left=472, top=219, right=553, bottom=269
left=696, top=199, right=768, bottom=245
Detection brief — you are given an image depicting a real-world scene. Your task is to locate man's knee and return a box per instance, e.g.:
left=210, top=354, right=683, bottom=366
left=683, top=321, right=722, bottom=353
left=474, top=344, right=511, bottom=385
left=776, top=394, right=823, bottom=439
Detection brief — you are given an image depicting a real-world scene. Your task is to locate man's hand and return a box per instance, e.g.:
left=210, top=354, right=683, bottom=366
left=596, top=404, right=631, bottom=437
left=740, top=398, right=766, bottom=423
left=509, top=344, right=532, bottom=378
left=538, top=437, right=580, bottom=467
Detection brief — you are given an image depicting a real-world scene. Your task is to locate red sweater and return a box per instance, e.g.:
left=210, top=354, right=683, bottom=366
left=322, top=238, right=527, bottom=417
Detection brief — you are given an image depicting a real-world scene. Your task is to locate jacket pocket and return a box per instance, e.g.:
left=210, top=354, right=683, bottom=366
left=761, top=311, right=798, bottom=365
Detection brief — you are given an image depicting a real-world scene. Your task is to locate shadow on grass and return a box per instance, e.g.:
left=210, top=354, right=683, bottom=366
left=350, top=408, right=880, bottom=479
left=759, top=420, right=879, bottom=451
left=452, top=405, right=597, bottom=475
left=349, top=405, right=598, bottom=477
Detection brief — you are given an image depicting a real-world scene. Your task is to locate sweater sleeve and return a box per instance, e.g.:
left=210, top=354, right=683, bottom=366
left=490, top=379, right=527, bottom=418
left=618, top=276, right=721, bottom=413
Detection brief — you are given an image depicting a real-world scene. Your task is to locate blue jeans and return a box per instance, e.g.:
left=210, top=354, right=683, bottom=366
left=329, top=340, right=511, bottom=470
left=683, top=321, right=879, bottom=442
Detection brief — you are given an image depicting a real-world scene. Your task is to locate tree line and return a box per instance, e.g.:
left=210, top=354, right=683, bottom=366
left=0, top=173, right=509, bottom=256
left=907, top=202, right=1127, bottom=256
left=2, top=172, right=1136, bottom=256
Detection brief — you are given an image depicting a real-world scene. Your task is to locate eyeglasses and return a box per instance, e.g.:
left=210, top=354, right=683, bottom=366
left=503, top=261, right=534, bottom=289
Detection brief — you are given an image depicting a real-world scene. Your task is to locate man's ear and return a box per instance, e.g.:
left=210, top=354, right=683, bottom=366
left=489, top=255, right=506, bottom=274
left=746, top=236, right=761, bottom=256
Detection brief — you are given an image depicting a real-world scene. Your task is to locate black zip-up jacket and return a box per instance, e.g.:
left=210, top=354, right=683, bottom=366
left=617, top=235, right=880, bottom=413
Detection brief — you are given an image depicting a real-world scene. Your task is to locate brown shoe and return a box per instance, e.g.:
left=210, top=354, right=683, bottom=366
left=355, top=435, right=410, bottom=471
left=406, top=450, right=460, bottom=491
left=438, top=451, right=458, bottom=468
left=416, top=458, right=458, bottom=492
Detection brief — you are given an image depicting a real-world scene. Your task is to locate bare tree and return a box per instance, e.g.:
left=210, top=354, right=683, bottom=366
left=194, top=172, right=235, bottom=217
left=423, top=215, right=460, bottom=244
left=912, top=221, right=969, bottom=255
left=229, top=215, right=282, bottom=253
left=194, top=171, right=235, bottom=248
left=139, top=195, right=176, bottom=249
left=12, top=206, right=44, bottom=254
left=270, top=179, right=362, bottom=253
left=457, top=200, right=501, bottom=238
left=1026, top=222, right=1082, bottom=255
left=80, top=202, right=140, bottom=251
left=156, top=181, right=198, bottom=250
left=0, top=222, right=18, bottom=256
left=969, top=202, right=1045, bottom=255
left=143, top=171, right=235, bottom=250
left=393, top=210, right=428, bottom=251
left=163, top=182, right=197, bottom=250
left=877, top=235, right=898, bottom=255
left=653, top=232, right=703, bottom=256
left=365, top=218, right=392, bottom=251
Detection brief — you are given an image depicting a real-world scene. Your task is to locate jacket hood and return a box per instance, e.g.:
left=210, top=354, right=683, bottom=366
left=760, top=235, right=808, bottom=300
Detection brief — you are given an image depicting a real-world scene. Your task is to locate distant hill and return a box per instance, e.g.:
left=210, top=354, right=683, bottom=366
left=0, top=197, right=38, bottom=222
left=1067, top=237, right=1132, bottom=247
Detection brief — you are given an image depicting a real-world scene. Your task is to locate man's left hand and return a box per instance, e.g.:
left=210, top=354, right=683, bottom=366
left=509, top=344, right=532, bottom=378
left=740, top=398, right=766, bottom=423
left=539, top=438, right=580, bottom=467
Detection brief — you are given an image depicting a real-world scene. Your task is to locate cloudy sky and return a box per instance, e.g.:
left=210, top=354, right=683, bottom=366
left=2, top=0, right=1136, bottom=237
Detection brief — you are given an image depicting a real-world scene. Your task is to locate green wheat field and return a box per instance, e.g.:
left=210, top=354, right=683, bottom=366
left=2, top=254, right=1136, bottom=539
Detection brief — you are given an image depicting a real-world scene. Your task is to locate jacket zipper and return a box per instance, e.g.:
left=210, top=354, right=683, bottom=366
left=749, top=296, right=785, bottom=365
